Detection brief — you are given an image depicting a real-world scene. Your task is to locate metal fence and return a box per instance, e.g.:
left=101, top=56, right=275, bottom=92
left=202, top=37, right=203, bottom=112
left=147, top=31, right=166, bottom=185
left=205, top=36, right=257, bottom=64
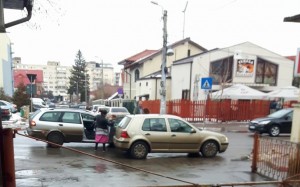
left=142, top=99, right=271, bottom=122
left=252, top=133, right=300, bottom=183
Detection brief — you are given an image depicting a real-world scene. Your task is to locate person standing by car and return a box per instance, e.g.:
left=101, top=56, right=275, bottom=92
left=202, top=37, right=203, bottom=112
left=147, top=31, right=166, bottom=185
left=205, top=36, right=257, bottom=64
left=94, top=109, right=112, bottom=152
left=275, top=98, right=283, bottom=111
left=138, top=97, right=143, bottom=114
left=107, top=114, right=117, bottom=147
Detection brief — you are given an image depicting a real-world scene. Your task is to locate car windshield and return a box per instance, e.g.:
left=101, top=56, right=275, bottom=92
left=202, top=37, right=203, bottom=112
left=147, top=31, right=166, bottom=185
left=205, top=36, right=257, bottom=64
left=267, top=109, right=292, bottom=118
left=117, top=116, right=131, bottom=129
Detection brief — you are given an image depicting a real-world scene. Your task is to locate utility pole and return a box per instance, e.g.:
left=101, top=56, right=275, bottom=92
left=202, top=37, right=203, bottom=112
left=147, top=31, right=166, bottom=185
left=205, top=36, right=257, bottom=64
left=0, top=0, right=5, bottom=32
left=101, top=60, right=104, bottom=99
left=84, top=73, right=88, bottom=108
left=160, top=10, right=168, bottom=114
left=182, top=1, right=188, bottom=39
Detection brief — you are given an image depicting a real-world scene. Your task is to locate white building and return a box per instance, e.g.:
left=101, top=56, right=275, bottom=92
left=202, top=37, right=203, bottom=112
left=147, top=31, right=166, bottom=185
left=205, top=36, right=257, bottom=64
left=13, top=59, right=119, bottom=100
left=0, top=33, right=14, bottom=96
left=171, top=42, right=295, bottom=100
left=118, top=38, right=207, bottom=100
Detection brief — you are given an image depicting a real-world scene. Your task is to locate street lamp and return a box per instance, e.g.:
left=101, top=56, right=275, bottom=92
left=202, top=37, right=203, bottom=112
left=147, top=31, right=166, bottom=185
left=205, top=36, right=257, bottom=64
left=151, top=1, right=173, bottom=114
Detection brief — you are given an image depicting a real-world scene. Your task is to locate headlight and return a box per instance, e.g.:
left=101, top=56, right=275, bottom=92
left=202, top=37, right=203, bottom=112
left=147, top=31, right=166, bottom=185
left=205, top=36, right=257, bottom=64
left=258, top=120, right=271, bottom=125
left=220, top=136, right=228, bottom=142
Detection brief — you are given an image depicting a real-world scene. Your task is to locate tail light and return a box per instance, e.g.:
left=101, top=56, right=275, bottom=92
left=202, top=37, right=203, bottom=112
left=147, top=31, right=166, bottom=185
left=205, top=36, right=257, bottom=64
left=2, top=109, right=10, bottom=115
left=30, top=120, right=36, bottom=127
left=120, top=130, right=130, bottom=138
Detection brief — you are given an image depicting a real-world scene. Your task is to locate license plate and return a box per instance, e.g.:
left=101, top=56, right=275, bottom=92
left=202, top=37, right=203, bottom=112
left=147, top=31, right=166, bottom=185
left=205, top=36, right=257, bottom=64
left=249, top=126, right=255, bottom=129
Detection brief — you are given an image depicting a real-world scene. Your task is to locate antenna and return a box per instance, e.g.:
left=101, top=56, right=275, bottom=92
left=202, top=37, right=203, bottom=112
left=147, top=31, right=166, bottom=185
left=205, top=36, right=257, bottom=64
left=182, top=1, right=188, bottom=39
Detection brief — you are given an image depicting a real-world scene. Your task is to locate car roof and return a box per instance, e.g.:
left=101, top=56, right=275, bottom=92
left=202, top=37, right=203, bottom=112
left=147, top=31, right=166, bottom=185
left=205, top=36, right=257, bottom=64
left=127, top=114, right=183, bottom=119
left=41, top=108, right=95, bottom=115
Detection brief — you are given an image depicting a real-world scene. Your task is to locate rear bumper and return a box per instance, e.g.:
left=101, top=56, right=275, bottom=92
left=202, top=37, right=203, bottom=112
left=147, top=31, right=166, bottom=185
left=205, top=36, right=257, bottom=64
left=26, top=128, right=47, bottom=140
left=113, top=138, right=130, bottom=150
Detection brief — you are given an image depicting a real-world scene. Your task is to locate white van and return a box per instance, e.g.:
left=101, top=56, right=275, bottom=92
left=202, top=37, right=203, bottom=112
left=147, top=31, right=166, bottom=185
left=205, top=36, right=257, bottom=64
left=31, top=98, right=48, bottom=107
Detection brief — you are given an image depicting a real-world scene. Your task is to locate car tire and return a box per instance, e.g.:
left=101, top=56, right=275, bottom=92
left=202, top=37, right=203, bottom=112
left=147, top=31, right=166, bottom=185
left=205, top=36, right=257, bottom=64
left=47, top=132, right=64, bottom=148
left=130, top=141, right=148, bottom=159
left=200, top=140, right=219, bottom=158
left=268, top=125, right=280, bottom=137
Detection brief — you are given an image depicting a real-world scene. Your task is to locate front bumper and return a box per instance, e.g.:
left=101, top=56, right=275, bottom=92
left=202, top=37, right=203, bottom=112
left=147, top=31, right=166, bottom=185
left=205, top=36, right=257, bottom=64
left=248, top=123, right=267, bottom=133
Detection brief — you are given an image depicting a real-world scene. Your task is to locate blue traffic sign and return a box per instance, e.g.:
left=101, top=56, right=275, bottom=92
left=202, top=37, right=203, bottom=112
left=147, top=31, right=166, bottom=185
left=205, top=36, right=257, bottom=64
left=201, top=77, right=212, bottom=90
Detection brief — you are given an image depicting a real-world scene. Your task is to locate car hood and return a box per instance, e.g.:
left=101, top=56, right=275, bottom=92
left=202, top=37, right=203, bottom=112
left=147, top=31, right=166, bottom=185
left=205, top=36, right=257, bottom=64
left=198, top=128, right=228, bottom=138
left=251, top=117, right=275, bottom=123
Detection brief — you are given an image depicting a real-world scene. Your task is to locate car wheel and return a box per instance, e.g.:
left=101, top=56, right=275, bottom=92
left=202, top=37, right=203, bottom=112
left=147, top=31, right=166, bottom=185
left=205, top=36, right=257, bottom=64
left=47, top=132, right=64, bottom=148
left=200, top=140, right=219, bottom=158
left=268, top=125, right=280, bottom=137
left=130, top=141, right=148, bottom=159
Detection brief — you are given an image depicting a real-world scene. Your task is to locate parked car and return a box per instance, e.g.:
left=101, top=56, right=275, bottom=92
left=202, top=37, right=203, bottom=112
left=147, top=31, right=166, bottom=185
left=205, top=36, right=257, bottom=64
left=248, top=108, right=293, bottom=137
left=0, top=106, right=12, bottom=121
left=106, top=107, right=130, bottom=119
left=113, top=114, right=229, bottom=159
left=91, top=105, right=108, bottom=113
left=0, top=100, right=17, bottom=113
left=26, top=108, right=96, bottom=147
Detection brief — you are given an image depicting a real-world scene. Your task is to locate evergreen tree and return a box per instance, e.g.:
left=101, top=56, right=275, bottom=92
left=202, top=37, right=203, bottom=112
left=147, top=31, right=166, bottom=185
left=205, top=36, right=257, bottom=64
left=67, top=50, right=90, bottom=103
left=12, top=83, right=31, bottom=110
left=0, top=88, right=12, bottom=101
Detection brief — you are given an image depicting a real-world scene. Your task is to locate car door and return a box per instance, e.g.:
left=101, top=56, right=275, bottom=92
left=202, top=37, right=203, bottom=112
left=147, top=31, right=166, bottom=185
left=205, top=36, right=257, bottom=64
left=280, top=111, right=293, bottom=133
left=141, top=118, right=169, bottom=151
left=167, top=118, right=200, bottom=152
left=60, top=111, right=84, bottom=142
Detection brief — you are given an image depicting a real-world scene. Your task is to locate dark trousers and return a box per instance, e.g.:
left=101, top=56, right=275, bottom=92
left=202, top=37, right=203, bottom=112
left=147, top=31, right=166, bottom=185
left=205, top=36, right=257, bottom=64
left=95, top=143, right=106, bottom=151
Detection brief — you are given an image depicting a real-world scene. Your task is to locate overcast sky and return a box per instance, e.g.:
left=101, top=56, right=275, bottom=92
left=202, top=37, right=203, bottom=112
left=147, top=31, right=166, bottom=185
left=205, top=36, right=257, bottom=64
left=4, top=0, right=300, bottom=71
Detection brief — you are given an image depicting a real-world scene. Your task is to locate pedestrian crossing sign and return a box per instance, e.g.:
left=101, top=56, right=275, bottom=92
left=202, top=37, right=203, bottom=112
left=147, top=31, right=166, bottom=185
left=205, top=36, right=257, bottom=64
left=201, top=77, right=212, bottom=90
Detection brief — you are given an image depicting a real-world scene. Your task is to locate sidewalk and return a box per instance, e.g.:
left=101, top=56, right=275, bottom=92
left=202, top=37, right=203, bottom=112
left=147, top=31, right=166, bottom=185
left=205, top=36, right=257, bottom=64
left=192, top=121, right=249, bottom=133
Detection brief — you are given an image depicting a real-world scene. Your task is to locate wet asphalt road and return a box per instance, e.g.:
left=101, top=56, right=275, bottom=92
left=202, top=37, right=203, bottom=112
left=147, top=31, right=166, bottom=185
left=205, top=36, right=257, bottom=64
left=13, top=131, right=283, bottom=187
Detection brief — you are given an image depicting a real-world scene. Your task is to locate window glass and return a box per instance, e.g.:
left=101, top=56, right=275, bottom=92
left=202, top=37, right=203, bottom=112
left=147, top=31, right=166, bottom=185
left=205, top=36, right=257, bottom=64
left=168, top=118, right=193, bottom=133
left=40, top=112, right=61, bottom=122
left=209, top=56, right=233, bottom=84
left=111, top=108, right=128, bottom=113
left=118, top=116, right=131, bottom=129
left=62, top=112, right=81, bottom=124
left=255, top=58, right=278, bottom=86
left=81, top=113, right=95, bottom=121
left=142, top=118, right=166, bottom=132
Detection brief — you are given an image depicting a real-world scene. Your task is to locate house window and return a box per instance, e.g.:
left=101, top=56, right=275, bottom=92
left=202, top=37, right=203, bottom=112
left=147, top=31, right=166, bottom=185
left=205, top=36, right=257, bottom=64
left=187, top=49, right=191, bottom=57
left=255, top=58, right=278, bottom=86
left=209, top=56, right=233, bottom=84
left=146, top=82, right=148, bottom=86
left=135, top=69, right=140, bottom=82
left=182, top=89, right=190, bottom=100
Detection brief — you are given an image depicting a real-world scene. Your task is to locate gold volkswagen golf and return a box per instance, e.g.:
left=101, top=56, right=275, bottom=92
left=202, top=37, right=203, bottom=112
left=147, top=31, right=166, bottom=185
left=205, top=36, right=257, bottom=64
left=114, top=114, right=229, bottom=159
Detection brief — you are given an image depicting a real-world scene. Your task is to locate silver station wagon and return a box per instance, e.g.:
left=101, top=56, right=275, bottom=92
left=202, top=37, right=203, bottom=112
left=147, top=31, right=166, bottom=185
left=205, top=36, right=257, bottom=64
left=27, top=108, right=96, bottom=147
left=114, top=114, right=229, bottom=159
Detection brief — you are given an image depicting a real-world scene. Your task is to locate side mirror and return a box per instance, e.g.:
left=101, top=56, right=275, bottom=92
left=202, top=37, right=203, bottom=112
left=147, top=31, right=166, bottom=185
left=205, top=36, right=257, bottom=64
left=190, top=129, right=196, bottom=133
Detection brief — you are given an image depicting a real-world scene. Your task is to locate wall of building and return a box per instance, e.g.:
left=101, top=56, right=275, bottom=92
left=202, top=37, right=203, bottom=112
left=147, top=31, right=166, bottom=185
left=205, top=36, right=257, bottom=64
left=171, top=62, right=192, bottom=100
left=0, top=33, right=13, bottom=96
left=183, top=42, right=295, bottom=101
left=123, top=40, right=206, bottom=100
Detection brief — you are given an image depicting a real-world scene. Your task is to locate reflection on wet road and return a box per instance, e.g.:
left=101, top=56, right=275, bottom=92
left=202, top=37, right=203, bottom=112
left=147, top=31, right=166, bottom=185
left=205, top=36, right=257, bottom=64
left=13, top=131, right=281, bottom=187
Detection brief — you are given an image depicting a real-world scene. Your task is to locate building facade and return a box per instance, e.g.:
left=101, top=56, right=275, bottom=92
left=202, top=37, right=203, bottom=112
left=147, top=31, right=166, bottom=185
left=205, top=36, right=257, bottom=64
left=13, top=58, right=119, bottom=100
left=118, top=37, right=207, bottom=100
left=172, top=42, right=295, bottom=100
left=0, top=33, right=14, bottom=96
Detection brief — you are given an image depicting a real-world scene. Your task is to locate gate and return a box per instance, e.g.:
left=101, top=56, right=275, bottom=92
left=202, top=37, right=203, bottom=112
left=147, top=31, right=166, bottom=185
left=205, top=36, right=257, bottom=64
left=252, top=133, right=300, bottom=183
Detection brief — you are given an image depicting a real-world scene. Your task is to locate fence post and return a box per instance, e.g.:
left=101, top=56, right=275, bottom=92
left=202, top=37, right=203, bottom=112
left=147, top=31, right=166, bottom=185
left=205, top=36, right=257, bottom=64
left=251, top=132, right=259, bottom=173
